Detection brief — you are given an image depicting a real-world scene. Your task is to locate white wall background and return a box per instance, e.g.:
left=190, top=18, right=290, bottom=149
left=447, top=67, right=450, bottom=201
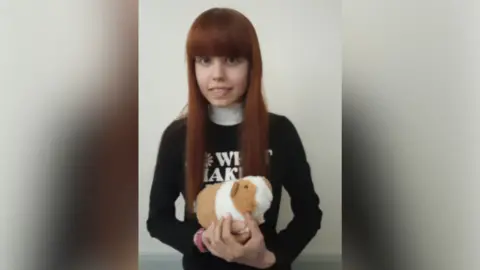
left=139, top=0, right=342, bottom=257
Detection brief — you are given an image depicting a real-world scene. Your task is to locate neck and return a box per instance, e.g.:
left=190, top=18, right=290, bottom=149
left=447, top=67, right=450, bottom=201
left=208, top=102, right=244, bottom=126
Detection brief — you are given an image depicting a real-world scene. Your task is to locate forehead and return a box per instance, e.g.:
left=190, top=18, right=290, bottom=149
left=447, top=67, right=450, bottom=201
left=196, top=55, right=245, bottom=60
left=186, top=11, right=252, bottom=58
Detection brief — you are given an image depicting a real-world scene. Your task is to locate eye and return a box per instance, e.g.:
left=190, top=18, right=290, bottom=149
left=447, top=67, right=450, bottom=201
left=243, top=185, right=248, bottom=189
left=226, top=57, right=242, bottom=65
left=195, top=56, right=210, bottom=65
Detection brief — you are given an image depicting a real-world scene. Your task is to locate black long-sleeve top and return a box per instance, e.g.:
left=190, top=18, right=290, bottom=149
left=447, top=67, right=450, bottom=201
left=147, top=113, right=323, bottom=270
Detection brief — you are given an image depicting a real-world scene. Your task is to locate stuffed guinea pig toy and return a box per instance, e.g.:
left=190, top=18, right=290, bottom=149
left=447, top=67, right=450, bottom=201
left=195, top=176, right=273, bottom=243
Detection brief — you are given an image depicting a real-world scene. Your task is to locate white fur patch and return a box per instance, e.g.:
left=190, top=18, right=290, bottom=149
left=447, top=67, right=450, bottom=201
left=215, top=180, right=244, bottom=221
left=214, top=176, right=273, bottom=224
left=245, top=176, right=273, bottom=224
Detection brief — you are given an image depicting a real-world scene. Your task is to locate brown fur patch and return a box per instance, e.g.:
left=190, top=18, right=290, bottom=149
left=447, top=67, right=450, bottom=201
left=195, top=183, right=222, bottom=229
left=231, top=179, right=257, bottom=214
left=195, top=180, right=255, bottom=244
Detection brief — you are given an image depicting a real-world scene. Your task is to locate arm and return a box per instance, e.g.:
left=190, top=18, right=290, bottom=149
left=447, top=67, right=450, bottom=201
left=269, top=116, right=323, bottom=266
left=146, top=122, right=201, bottom=255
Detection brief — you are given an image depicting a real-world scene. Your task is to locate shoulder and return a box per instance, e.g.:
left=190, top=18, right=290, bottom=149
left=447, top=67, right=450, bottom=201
left=268, top=112, right=307, bottom=156
left=160, top=117, right=187, bottom=143
left=268, top=112, right=305, bottom=148
left=268, top=112, right=297, bottom=133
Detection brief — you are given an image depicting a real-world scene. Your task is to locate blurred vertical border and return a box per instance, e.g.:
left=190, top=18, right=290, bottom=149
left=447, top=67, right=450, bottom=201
left=0, top=1, right=139, bottom=269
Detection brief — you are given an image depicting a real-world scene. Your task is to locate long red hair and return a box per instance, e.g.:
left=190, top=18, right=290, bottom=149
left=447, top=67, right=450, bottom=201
left=183, top=8, right=269, bottom=213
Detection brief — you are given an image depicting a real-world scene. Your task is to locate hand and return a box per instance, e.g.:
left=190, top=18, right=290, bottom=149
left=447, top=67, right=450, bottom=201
left=231, top=220, right=251, bottom=243
left=231, top=219, right=249, bottom=234
left=233, top=213, right=276, bottom=269
left=203, top=213, right=276, bottom=268
left=202, top=215, right=246, bottom=262
left=202, top=218, right=250, bottom=246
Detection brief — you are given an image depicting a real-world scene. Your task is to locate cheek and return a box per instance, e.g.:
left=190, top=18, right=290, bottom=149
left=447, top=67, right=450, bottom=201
left=194, top=66, right=209, bottom=92
left=228, top=69, right=249, bottom=92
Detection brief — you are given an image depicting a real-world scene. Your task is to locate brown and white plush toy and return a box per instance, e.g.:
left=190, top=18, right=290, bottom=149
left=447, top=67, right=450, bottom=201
left=195, top=176, right=273, bottom=243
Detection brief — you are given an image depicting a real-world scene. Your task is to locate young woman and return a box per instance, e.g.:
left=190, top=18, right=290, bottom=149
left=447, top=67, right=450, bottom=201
left=147, top=7, right=323, bottom=270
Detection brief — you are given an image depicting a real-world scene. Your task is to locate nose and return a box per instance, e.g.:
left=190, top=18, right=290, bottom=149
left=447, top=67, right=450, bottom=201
left=212, top=60, right=226, bottom=81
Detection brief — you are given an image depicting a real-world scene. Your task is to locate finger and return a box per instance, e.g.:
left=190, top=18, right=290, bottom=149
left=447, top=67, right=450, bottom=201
left=235, top=231, right=251, bottom=244
left=225, top=218, right=244, bottom=249
left=231, top=220, right=247, bottom=234
left=243, top=212, right=254, bottom=223
left=203, top=236, right=212, bottom=250
left=202, top=229, right=211, bottom=246
left=244, top=213, right=261, bottom=235
left=214, top=217, right=224, bottom=244
left=204, top=222, right=214, bottom=241
left=204, top=240, right=220, bottom=256
left=208, top=221, right=215, bottom=231
left=203, top=236, right=214, bottom=251
left=204, top=232, right=225, bottom=252
left=222, top=214, right=234, bottom=243
left=204, top=222, right=213, bottom=237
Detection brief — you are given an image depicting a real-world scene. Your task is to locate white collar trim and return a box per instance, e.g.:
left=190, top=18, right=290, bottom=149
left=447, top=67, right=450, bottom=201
left=208, top=103, right=243, bottom=126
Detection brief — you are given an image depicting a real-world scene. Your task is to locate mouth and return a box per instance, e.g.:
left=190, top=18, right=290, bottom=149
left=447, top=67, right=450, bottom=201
left=209, top=87, right=232, bottom=97
left=209, top=86, right=232, bottom=91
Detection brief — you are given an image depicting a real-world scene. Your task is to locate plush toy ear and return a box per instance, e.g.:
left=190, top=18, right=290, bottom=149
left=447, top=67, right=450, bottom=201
left=230, top=181, right=240, bottom=198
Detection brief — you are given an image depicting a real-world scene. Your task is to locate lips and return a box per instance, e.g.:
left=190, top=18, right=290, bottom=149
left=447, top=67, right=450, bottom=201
left=209, top=87, right=232, bottom=98
left=209, top=87, right=232, bottom=91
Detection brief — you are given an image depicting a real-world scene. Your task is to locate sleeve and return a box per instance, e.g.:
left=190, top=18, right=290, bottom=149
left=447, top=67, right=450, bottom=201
left=269, top=116, right=323, bottom=267
left=146, top=122, right=201, bottom=255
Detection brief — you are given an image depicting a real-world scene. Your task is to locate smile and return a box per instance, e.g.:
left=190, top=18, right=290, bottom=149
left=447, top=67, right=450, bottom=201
left=209, top=87, right=232, bottom=91
left=209, top=87, right=232, bottom=98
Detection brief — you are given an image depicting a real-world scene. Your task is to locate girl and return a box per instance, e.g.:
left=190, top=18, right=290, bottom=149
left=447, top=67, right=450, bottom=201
left=147, top=7, right=323, bottom=270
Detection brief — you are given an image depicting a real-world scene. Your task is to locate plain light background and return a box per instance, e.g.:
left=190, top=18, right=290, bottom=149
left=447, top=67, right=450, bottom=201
left=139, top=0, right=342, bottom=257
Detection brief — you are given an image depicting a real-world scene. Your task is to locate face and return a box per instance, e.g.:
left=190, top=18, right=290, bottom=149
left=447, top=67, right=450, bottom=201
left=194, top=56, right=249, bottom=107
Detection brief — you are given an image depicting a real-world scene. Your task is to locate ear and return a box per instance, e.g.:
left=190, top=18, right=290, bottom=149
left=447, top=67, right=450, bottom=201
left=230, top=181, right=240, bottom=198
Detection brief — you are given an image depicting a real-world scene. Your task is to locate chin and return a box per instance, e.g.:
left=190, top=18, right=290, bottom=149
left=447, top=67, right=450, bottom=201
left=209, top=99, right=235, bottom=107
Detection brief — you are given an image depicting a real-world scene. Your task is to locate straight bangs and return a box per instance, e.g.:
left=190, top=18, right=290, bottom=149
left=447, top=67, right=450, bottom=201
left=186, top=11, right=252, bottom=59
